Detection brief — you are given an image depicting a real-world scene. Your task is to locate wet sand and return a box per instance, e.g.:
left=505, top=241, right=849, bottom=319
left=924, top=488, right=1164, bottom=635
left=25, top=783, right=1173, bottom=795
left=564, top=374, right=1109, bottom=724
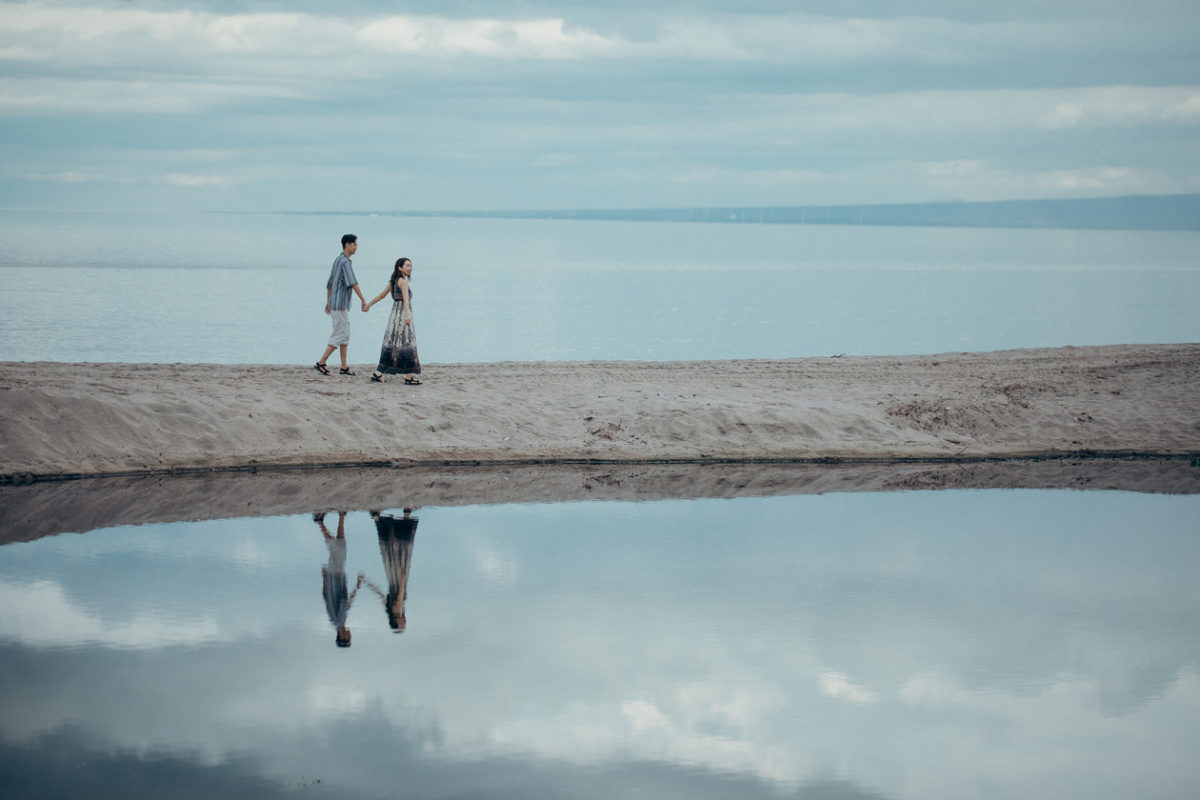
left=2, top=457, right=1198, bottom=546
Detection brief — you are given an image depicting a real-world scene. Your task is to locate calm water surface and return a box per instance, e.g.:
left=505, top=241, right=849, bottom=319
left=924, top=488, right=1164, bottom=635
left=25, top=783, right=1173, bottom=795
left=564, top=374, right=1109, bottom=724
left=1, top=210, right=1197, bottom=363
left=2, top=489, right=1198, bottom=799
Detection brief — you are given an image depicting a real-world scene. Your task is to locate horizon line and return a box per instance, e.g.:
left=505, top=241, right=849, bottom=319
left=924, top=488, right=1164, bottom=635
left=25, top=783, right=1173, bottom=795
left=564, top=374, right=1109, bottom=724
left=249, top=191, right=1200, bottom=217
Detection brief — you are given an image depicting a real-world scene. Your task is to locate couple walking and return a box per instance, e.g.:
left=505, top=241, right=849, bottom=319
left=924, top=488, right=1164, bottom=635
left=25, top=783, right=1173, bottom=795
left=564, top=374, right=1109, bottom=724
left=314, top=233, right=422, bottom=385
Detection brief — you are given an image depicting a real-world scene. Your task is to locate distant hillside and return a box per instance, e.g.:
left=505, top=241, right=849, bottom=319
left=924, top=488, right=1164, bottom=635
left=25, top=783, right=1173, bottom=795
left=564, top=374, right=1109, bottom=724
left=355, top=193, right=1200, bottom=231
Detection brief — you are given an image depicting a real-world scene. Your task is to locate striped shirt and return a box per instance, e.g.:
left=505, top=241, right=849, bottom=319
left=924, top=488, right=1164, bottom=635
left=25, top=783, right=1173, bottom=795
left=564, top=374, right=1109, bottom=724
left=326, top=253, right=358, bottom=310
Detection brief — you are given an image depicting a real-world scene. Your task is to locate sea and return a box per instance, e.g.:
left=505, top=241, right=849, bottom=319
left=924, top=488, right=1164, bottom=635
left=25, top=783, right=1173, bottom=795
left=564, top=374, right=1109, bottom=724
left=1, top=209, right=1198, bottom=799
left=1, top=209, right=1197, bottom=363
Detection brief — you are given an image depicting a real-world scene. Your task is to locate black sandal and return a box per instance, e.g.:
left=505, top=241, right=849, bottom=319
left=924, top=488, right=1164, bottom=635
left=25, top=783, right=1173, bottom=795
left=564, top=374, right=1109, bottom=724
left=339, top=367, right=357, bottom=376
left=314, top=362, right=331, bottom=376
left=371, top=372, right=384, bottom=383
left=404, top=377, right=422, bottom=385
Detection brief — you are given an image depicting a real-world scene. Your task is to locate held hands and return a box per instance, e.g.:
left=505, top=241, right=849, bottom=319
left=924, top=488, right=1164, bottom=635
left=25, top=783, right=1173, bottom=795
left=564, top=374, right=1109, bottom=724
left=362, top=301, right=370, bottom=312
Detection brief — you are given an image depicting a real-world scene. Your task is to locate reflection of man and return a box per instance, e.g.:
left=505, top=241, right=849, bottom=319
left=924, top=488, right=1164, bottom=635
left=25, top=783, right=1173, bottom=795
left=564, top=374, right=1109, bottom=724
left=368, top=508, right=418, bottom=632
left=315, top=511, right=364, bottom=648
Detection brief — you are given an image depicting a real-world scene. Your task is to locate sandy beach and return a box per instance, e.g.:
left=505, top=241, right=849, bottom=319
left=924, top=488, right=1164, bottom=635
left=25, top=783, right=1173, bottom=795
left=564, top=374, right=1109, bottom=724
left=1, top=343, right=1199, bottom=543
left=1, top=344, right=1197, bottom=482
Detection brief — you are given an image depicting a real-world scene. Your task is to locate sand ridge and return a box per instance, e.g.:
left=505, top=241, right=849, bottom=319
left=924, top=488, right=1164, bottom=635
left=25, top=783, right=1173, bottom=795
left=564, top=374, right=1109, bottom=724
left=1, top=344, right=1197, bottom=481
left=3, top=458, right=1198, bottom=546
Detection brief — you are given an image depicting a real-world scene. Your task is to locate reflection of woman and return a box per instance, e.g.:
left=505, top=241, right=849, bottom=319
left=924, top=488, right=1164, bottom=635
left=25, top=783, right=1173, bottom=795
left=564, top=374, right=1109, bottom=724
left=368, top=508, right=418, bottom=631
left=366, top=257, right=422, bottom=385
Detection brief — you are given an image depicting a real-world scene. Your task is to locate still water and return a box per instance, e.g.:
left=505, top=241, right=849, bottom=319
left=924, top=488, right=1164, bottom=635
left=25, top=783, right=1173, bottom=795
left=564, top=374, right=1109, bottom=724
left=2, top=488, right=1198, bottom=799
left=1, top=210, right=1197, bottom=364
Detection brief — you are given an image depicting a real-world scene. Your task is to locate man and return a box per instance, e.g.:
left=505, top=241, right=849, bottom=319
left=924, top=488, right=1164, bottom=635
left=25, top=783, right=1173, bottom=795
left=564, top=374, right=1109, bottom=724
left=315, top=233, right=368, bottom=376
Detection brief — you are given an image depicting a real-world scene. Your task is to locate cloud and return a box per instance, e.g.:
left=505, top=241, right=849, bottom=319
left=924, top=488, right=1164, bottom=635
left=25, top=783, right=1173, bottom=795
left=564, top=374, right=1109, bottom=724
left=0, top=5, right=345, bottom=60
left=478, top=684, right=800, bottom=785
left=17, top=169, right=138, bottom=185
left=899, top=672, right=971, bottom=707
left=0, top=6, right=626, bottom=67
left=162, top=173, right=235, bottom=189
left=0, top=5, right=1184, bottom=72
left=358, top=16, right=620, bottom=59
left=36, top=170, right=110, bottom=184
left=473, top=543, right=518, bottom=586
left=818, top=671, right=877, bottom=705
left=9, top=159, right=238, bottom=192
left=203, top=12, right=336, bottom=54
left=0, top=77, right=302, bottom=114
left=0, top=5, right=195, bottom=45
left=3, top=5, right=1198, bottom=132
left=759, top=86, right=1200, bottom=134
left=1034, top=86, right=1200, bottom=129
left=621, top=699, right=671, bottom=732
left=0, top=578, right=223, bottom=649
left=2, top=2, right=1198, bottom=209
left=653, top=15, right=939, bottom=62
left=920, top=161, right=1180, bottom=200
left=644, top=159, right=1185, bottom=205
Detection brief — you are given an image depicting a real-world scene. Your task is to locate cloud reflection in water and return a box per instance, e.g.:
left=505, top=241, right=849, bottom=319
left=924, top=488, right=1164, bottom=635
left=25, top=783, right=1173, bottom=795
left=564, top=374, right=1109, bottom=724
left=0, top=489, right=1197, bottom=799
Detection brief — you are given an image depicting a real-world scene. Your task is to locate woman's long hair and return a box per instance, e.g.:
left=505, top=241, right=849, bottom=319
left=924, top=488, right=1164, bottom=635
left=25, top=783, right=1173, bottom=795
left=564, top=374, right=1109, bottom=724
left=389, top=258, right=411, bottom=293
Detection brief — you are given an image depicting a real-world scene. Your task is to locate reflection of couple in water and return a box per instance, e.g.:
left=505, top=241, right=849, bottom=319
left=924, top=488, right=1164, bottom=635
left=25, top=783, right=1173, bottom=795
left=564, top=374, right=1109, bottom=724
left=313, top=508, right=418, bottom=647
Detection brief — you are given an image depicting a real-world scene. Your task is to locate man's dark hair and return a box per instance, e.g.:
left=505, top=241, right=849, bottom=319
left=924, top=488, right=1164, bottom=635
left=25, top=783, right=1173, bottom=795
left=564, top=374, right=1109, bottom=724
left=341, top=234, right=357, bottom=247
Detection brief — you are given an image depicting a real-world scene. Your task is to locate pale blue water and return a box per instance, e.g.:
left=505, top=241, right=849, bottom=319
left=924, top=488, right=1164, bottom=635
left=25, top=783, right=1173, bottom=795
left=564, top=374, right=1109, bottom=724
left=1, top=210, right=1197, bottom=363
left=1, top=489, right=1198, bottom=799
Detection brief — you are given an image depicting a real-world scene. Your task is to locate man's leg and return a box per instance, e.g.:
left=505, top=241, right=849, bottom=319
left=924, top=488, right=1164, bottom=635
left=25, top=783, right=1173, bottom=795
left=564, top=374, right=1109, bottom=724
left=339, top=344, right=349, bottom=370
left=324, top=311, right=350, bottom=370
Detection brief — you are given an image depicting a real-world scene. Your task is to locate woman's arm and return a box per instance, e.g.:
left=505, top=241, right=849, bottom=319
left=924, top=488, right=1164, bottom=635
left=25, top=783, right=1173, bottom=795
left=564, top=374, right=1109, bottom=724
left=366, top=282, right=392, bottom=310
left=400, top=278, right=413, bottom=324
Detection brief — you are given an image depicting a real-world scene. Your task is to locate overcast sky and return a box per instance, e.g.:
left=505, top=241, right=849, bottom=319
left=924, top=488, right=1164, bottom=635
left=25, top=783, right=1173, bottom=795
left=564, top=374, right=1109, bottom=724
left=2, top=0, right=1198, bottom=212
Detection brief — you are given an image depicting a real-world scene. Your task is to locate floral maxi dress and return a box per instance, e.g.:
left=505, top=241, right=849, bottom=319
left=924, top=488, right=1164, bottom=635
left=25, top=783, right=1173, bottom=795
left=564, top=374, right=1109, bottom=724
left=376, top=281, right=421, bottom=375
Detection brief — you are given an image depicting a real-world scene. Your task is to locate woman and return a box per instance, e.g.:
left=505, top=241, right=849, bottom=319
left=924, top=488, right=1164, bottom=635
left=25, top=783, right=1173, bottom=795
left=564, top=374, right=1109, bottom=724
left=366, top=257, right=422, bottom=384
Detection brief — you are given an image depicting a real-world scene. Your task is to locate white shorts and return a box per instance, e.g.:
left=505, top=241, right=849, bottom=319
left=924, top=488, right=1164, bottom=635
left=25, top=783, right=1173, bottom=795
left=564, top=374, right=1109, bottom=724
left=328, top=309, right=351, bottom=346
